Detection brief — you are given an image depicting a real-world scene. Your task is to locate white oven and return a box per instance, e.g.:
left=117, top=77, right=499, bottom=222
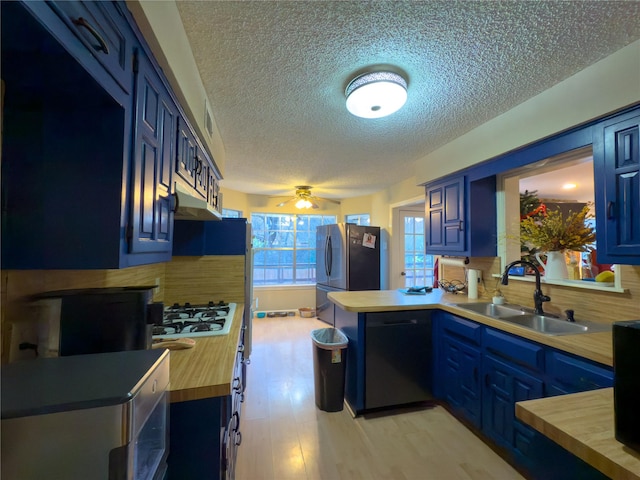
left=1, top=349, right=170, bottom=480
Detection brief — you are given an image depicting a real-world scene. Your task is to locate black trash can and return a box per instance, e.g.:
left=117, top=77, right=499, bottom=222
left=311, top=328, right=348, bottom=412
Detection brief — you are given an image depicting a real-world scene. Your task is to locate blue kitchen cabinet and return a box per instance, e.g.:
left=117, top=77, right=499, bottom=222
left=433, top=312, right=482, bottom=428
left=128, top=49, right=177, bottom=258
left=425, top=177, right=465, bottom=253
left=176, top=116, right=207, bottom=200
left=167, top=312, right=246, bottom=480
left=176, top=115, right=222, bottom=214
left=1, top=1, right=183, bottom=268
left=593, top=111, right=640, bottom=265
left=168, top=396, right=226, bottom=480
left=545, top=350, right=613, bottom=396
left=481, top=328, right=545, bottom=454
left=482, top=353, right=543, bottom=454
left=425, top=175, right=496, bottom=257
left=45, top=0, right=134, bottom=94
left=431, top=311, right=609, bottom=479
left=173, top=218, right=249, bottom=256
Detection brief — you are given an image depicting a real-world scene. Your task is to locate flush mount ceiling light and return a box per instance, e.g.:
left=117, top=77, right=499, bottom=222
left=345, top=71, right=408, bottom=119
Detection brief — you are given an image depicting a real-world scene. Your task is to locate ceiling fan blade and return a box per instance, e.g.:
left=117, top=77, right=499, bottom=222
left=309, top=194, right=341, bottom=205
left=276, top=197, right=296, bottom=207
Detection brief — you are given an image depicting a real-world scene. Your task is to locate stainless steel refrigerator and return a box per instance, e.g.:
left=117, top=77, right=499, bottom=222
left=316, top=223, right=381, bottom=325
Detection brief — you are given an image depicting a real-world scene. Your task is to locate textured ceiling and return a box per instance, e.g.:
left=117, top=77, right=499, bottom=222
left=176, top=1, right=640, bottom=200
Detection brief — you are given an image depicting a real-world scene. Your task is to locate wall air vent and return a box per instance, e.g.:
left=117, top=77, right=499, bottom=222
left=205, top=101, right=214, bottom=138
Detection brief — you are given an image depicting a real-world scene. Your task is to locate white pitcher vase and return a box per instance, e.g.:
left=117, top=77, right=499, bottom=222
left=535, top=251, right=568, bottom=280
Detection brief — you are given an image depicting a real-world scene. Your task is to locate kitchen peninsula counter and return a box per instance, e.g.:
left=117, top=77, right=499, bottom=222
left=165, top=303, right=244, bottom=403
left=328, top=289, right=613, bottom=366
left=516, top=388, right=640, bottom=479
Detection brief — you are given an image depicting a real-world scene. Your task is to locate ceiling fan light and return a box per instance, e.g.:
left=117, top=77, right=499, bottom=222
left=345, top=71, right=407, bottom=119
left=295, top=198, right=313, bottom=209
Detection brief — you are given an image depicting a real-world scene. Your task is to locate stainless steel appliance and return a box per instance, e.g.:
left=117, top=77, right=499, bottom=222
left=152, top=301, right=237, bottom=339
left=24, top=287, right=162, bottom=358
left=316, top=223, right=381, bottom=325
left=613, top=320, right=640, bottom=452
left=1, top=348, right=170, bottom=480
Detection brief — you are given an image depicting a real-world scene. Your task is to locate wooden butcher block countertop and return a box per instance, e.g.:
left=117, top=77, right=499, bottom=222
left=164, top=303, right=244, bottom=403
left=328, top=289, right=613, bottom=366
left=516, top=389, right=640, bottom=480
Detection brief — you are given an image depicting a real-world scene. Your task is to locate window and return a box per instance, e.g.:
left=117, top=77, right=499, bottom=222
left=402, top=213, right=435, bottom=288
left=345, top=213, right=370, bottom=225
left=499, top=146, right=620, bottom=291
left=222, top=208, right=242, bottom=218
left=251, top=213, right=337, bottom=286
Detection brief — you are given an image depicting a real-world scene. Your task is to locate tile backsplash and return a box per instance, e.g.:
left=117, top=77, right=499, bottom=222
left=441, top=258, right=640, bottom=323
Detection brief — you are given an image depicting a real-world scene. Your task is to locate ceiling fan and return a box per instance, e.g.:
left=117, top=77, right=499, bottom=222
left=274, top=185, right=340, bottom=209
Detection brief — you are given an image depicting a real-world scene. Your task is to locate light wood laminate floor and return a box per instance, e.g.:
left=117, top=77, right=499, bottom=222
left=235, top=315, right=524, bottom=480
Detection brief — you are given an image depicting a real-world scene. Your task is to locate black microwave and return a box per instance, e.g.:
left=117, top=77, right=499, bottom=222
left=32, top=287, right=163, bottom=357
left=613, top=320, right=640, bottom=451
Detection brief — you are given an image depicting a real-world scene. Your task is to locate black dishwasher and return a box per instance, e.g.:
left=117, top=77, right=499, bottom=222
left=365, top=310, right=432, bottom=410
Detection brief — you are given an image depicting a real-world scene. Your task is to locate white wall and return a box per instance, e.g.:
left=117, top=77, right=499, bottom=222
left=415, top=40, right=640, bottom=185
left=126, top=1, right=226, bottom=173
left=253, top=286, right=315, bottom=313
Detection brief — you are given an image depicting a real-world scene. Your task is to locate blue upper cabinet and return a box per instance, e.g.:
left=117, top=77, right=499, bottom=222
left=425, top=175, right=496, bottom=257
left=425, top=176, right=465, bottom=252
left=176, top=115, right=222, bottom=215
left=45, top=1, right=134, bottom=94
left=593, top=110, right=640, bottom=265
left=173, top=218, right=249, bottom=256
left=128, top=50, right=177, bottom=259
left=0, top=1, right=178, bottom=268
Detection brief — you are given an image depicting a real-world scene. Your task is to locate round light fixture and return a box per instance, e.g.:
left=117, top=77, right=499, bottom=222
left=345, top=71, right=408, bottom=119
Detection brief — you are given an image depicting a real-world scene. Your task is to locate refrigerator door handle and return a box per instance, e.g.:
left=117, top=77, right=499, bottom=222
left=326, top=235, right=332, bottom=277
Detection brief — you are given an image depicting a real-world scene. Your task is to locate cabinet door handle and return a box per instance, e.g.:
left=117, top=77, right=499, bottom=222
left=232, top=412, right=240, bottom=432
left=170, top=193, right=178, bottom=213
left=72, top=17, right=109, bottom=54
left=235, top=431, right=242, bottom=446
left=607, top=201, right=615, bottom=219
left=485, top=373, right=490, bottom=387
left=232, top=377, right=242, bottom=391
left=459, top=220, right=464, bottom=231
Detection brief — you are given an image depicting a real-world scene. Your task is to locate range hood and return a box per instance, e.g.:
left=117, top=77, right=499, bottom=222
left=173, top=183, right=221, bottom=221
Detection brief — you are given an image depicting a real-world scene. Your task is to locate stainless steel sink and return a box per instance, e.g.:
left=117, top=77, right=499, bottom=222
left=499, top=314, right=589, bottom=335
left=453, top=302, right=611, bottom=336
left=453, top=302, right=527, bottom=319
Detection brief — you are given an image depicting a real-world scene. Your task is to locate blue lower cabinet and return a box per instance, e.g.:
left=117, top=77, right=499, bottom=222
left=167, top=397, right=227, bottom=480
left=432, top=312, right=613, bottom=479
left=440, top=333, right=482, bottom=428
left=482, top=354, right=543, bottom=451
left=545, top=350, right=614, bottom=396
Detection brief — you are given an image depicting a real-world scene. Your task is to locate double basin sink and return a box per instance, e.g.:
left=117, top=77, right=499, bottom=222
left=452, top=303, right=611, bottom=336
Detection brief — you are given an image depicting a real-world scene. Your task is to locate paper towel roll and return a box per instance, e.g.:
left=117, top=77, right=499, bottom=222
left=467, top=269, right=479, bottom=299
left=439, top=256, right=470, bottom=267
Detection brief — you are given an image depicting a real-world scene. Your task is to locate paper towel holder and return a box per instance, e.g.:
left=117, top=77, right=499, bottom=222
left=440, top=256, right=470, bottom=267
